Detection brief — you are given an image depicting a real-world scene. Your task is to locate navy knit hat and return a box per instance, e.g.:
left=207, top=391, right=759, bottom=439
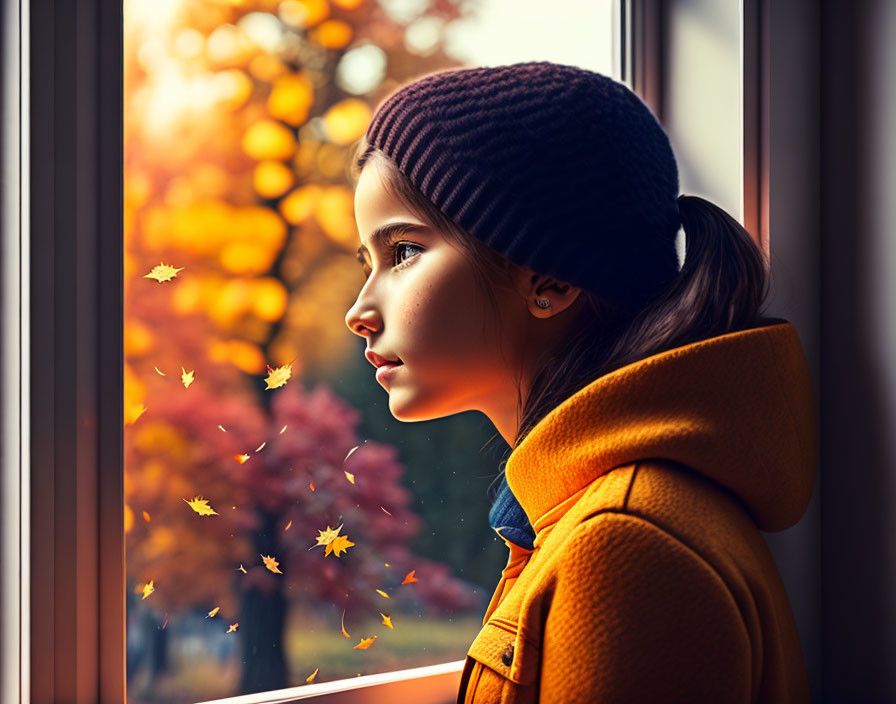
left=365, top=61, right=683, bottom=316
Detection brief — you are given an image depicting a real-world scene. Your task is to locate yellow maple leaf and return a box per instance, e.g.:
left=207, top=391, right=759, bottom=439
left=353, top=636, right=377, bottom=650
left=234, top=453, right=250, bottom=464
left=184, top=496, right=218, bottom=516
left=144, top=262, right=184, bottom=283
left=325, top=534, right=354, bottom=558
left=306, top=667, right=319, bottom=683
left=207, top=606, right=220, bottom=618
left=340, top=609, right=350, bottom=638
left=344, top=470, right=355, bottom=484
left=181, top=367, right=195, bottom=388
left=375, top=588, right=390, bottom=599
left=226, top=622, right=239, bottom=633
left=261, top=553, right=283, bottom=574
left=401, top=569, right=419, bottom=584
left=236, top=564, right=247, bottom=573
left=141, top=580, right=155, bottom=600
left=380, top=613, right=393, bottom=630
left=314, top=523, right=343, bottom=547
left=264, top=362, right=293, bottom=390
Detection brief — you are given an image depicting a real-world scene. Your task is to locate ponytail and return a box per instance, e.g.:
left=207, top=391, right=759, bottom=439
left=509, top=193, right=777, bottom=451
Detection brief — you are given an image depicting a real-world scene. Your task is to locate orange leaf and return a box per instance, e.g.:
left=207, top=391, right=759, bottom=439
left=306, top=667, right=319, bottom=683
left=309, top=482, right=316, bottom=491
left=340, top=608, right=350, bottom=638
left=264, top=362, right=293, bottom=390
left=353, top=636, right=377, bottom=650
left=261, top=554, right=283, bottom=574
left=234, top=453, right=250, bottom=464
left=144, top=261, right=184, bottom=283
left=401, top=569, right=419, bottom=584
left=141, top=580, right=155, bottom=600
left=184, top=496, right=218, bottom=516
left=142, top=511, right=151, bottom=522
left=284, top=519, right=293, bottom=531
left=226, top=622, right=239, bottom=633
left=325, top=534, right=354, bottom=558
left=207, top=606, right=220, bottom=618
left=380, top=613, right=393, bottom=630
left=375, top=589, right=390, bottom=599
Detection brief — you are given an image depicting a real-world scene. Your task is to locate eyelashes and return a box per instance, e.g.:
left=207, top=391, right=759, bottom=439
left=360, top=240, right=424, bottom=279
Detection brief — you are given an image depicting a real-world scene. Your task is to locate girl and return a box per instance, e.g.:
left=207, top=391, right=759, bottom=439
left=345, top=62, right=815, bottom=703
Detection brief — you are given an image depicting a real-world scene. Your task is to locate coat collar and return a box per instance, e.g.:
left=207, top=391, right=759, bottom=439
left=502, top=320, right=817, bottom=538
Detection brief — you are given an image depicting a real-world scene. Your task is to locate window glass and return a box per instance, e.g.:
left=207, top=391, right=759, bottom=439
left=123, top=1, right=615, bottom=701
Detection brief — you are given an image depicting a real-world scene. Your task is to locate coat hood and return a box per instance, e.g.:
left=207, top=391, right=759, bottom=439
left=503, top=319, right=818, bottom=534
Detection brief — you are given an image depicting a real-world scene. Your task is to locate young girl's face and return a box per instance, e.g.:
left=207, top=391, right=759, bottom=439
left=345, top=160, right=535, bottom=437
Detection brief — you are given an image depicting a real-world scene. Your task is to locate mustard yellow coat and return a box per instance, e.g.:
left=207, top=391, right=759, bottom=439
left=457, top=320, right=817, bottom=703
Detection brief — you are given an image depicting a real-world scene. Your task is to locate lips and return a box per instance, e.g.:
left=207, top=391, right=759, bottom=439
left=365, top=349, right=403, bottom=369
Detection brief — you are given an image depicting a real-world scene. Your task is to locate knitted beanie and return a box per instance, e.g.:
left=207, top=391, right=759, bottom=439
left=365, top=60, right=683, bottom=316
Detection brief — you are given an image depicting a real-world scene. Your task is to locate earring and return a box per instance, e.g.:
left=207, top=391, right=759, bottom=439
left=535, top=298, right=551, bottom=309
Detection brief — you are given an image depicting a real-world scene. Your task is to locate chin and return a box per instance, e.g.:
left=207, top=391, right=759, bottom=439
left=387, top=389, right=459, bottom=423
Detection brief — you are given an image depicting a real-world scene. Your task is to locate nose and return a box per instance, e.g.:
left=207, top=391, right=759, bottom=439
left=345, top=300, right=380, bottom=338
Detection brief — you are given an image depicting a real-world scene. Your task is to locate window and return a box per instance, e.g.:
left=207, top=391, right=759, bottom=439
left=3, top=1, right=657, bottom=702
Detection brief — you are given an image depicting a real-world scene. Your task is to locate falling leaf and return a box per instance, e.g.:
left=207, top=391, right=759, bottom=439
left=142, top=580, right=155, bottom=600
left=280, top=425, right=288, bottom=434
left=344, top=470, right=355, bottom=484
left=127, top=404, right=147, bottom=424
left=261, top=554, right=283, bottom=574
left=255, top=442, right=266, bottom=452
left=384, top=563, right=390, bottom=568
left=401, top=570, right=419, bottom=584
left=181, top=367, right=195, bottom=389
left=184, top=496, right=219, bottom=516
left=284, top=519, right=293, bottom=531
left=375, top=589, right=390, bottom=599
left=234, top=453, right=250, bottom=464
left=161, top=612, right=169, bottom=630
left=144, top=262, right=185, bottom=283
left=343, top=445, right=360, bottom=463
left=207, top=607, right=220, bottom=618
left=142, top=511, right=151, bottom=522
left=314, top=523, right=343, bottom=547
left=325, top=535, right=354, bottom=558
left=226, top=622, right=239, bottom=633
left=353, top=636, right=377, bottom=650
left=380, top=507, right=392, bottom=516
left=154, top=366, right=166, bottom=376
left=380, top=613, right=393, bottom=630
left=309, top=482, right=316, bottom=492
left=218, top=425, right=227, bottom=432
left=264, top=362, right=293, bottom=390
left=237, top=564, right=247, bottom=573
left=306, top=667, right=319, bottom=683
left=341, top=609, right=350, bottom=638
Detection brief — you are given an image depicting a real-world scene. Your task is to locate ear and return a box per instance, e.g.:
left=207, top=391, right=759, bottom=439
left=512, top=268, right=583, bottom=319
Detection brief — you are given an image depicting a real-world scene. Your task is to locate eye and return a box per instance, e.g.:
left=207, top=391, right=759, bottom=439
left=393, top=241, right=423, bottom=268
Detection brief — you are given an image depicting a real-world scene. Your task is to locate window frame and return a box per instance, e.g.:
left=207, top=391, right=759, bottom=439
left=0, top=1, right=691, bottom=701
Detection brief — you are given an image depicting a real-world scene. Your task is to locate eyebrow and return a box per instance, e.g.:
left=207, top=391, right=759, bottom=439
left=356, top=222, right=429, bottom=263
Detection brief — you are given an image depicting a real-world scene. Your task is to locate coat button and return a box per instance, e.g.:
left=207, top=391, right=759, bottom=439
left=502, top=643, right=514, bottom=666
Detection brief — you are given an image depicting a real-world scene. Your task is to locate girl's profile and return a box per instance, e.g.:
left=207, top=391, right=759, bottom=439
left=345, top=61, right=815, bottom=703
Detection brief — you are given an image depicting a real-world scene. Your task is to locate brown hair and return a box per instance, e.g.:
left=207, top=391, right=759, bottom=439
left=350, top=136, right=778, bottom=488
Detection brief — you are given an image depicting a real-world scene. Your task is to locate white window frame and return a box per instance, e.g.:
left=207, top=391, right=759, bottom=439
left=2, top=0, right=820, bottom=701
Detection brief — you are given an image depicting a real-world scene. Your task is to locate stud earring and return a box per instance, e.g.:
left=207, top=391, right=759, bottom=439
left=535, top=298, right=551, bottom=309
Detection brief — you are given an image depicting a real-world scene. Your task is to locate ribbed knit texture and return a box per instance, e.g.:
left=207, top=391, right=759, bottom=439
left=366, top=61, right=682, bottom=315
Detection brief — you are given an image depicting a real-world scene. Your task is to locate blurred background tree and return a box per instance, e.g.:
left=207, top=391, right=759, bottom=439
left=124, top=0, right=509, bottom=700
